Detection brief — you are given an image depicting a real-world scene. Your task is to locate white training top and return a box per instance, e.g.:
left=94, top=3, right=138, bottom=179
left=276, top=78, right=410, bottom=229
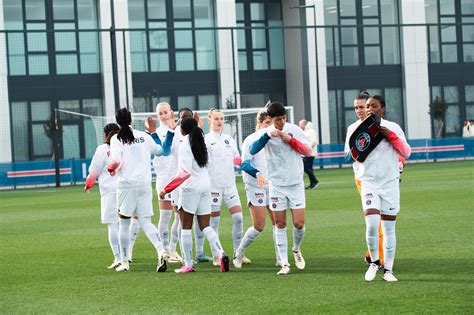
left=110, top=128, right=164, bottom=189
left=241, top=130, right=267, bottom=189
left=262, top=122, right=309, bottom=186
left=88, top=143, right=117, bottom=195
left=177, top=135, right=211, bottom=194
left=152, top=124, right=174, bottom=180
left=205, top=130, right=240, bottom=188
left=353, top=118, right=409, bottom=185
left=344, top=119, right=362, bottom=179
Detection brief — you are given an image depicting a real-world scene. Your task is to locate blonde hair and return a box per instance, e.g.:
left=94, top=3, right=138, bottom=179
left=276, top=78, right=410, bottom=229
left=156, top=102, right=171, bottom=112
left=208, top=108, right=222, bottom=118
left=256, top=109, right=268, bottom=131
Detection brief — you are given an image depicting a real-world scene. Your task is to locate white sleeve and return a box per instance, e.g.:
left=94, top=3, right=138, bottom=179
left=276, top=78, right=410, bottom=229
left=231, top=137, right=240, bottom=158
left=241, top=138, right=252, bottom=161
left=292, top=125, right=310, bottom=146
left=88, top=146, right=104, bottom=176
left=109, top=136, right=123, bottom=163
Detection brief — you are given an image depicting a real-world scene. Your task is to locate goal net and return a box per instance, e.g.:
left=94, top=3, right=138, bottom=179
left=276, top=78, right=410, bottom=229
left=55, top=106, right=294, bottom=156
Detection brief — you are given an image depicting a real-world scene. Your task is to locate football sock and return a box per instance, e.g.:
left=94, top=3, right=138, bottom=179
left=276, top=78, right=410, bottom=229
left=231, top=212, right=243, bottom=254
left=292, top=225, right=305, bottom=252
left=381, top=220, right=396, bottom=271
left=194, top=216, right=205, bottom=256
left=273, top=225, right=280, bottom=263
left=169, top=213, right=180, bottom=253
left=238, top=226, right=261, bottom=255
left=365, top=214, right=381, bottom=262
left=157, top=209, right=172, bottom=251
left=203, top=226, right=224, bottom=257
left=275, top=227, right=289, bottom=266
left=119, top=218, right=131, bottom=262
left=129, top=218, right=140, bottom=260
left=180, top=229, right=193, bottom=268
left=378, top=224, right=385, bottom=264
left=138, top=217, right=164, bottom=253
left=210, top=215, right=220, bottom=234
left=108, top=222, right=120, bottom=261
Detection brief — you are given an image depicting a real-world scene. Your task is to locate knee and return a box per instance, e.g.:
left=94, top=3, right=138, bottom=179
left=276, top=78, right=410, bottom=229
left=274, top=218, right=286, bottom=228
left=232, top=213, right=243, bottom=224
left=293, top=222, right=305, bottom=230
left=254, top=221, right=265, bottom=232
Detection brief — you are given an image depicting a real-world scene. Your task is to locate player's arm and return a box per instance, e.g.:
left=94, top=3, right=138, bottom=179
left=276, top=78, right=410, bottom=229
left=231, top=138, right=242, bottom=165
left=281, top=129, right=312, bottom=157
left=344, top=125, right=355, bottom=163
left=160, top=130, right=175, bottom=156
left=85, top=147, right=103, bottom=191
left=160, top=146, right=192, bottom=197
left=249, top=132, right=270, bottom=155
left=107, top=138, right=122, bottom=176
left=380, top=126, right=411, bottom=159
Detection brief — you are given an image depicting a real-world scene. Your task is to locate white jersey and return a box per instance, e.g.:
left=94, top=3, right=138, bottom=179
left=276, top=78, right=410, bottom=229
left=88, top=143, right=117, bottom=196
left=354, top=119, right=410, bottom=185
left=205, top=130, right=240, bottom=188
left=262, top=122, right=309, bottom=186
left=344, top=119, right=362, bottom=179
left=241, top=130, right=267, bottom=189
left=177, top=135, right=211, bottom=194
left=152, top=124, right=174, bottom=180
left=110, top=128, right=164, bottom=189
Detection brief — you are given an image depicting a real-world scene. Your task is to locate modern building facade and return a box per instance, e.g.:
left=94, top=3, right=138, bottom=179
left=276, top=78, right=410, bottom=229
left=0, top=0, right=473, bottom=163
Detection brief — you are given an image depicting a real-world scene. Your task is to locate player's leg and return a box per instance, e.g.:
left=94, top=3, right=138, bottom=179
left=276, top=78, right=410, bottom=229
left=289, top=183, right=306, bottom=270
left=267, top=207, right=281, bottom=266
left=362, top=182, right=382, bottom=281
left=128, top=216, right=140, bottom=262
left=115, top=188, right=135, bottom=272
left=380, top=181, right=400, bottom=281
left=101, top=193, right=120, bottom=268
left=270, top=184, right=290, bottom=275
left=197, top=192, right=229, bottom=272
left=156, top=181, right=173, bottom=252
left=233, top=195, right=266, bottom=268
left=210, top=190, right=222, bottom=265
left=175, top=208, right=195, bottom=273
left=136, top=186, right=167, bottom=272
left=194, top=216, right=212, bottom=262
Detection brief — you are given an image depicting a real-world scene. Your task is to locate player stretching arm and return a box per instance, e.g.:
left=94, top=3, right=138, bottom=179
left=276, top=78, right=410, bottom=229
left=107, top=107, right=173, bottom=272
left=159, top=117, right=230, bottom=273
left=250, top=102, right=312, bottom=275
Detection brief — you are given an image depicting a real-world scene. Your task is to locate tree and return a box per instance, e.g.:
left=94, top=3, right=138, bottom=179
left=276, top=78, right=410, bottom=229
left=43, top=113, right=63, bottom=159
left=429, top=97, right=448, bottom=138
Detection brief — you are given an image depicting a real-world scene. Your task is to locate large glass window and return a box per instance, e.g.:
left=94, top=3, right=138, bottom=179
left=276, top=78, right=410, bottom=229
left=128, top=0, right=217, bottom=73
left=426, top=0, right=474, bottom=63
left=430, top=85, right=463, bottom=136
left=3, top=0, right=100, bottom=75
left=324, top=0, right=400, bottom=66
left=236, top=0, right=285, bottom=71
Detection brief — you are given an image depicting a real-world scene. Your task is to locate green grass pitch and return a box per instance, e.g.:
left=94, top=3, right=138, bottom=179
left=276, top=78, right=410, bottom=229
left=1, top=161, right=473, bottom=313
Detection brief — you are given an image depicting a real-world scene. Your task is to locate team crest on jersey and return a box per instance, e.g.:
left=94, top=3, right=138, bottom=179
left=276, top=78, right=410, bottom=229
left=224, top=139, right=230, bottom=145
left=258, top=199, right=263, bottom=204
left=355, top=132, right=371, bottom=152
left=213, top=198, right=218, bottom=203
left=272, top=203, right=277, bottom=208
left=366, top=200, right=372, bottom=205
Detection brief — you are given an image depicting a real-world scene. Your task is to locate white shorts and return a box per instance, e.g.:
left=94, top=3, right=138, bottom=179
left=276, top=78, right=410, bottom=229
left=100, top=192, right=118, bottom=224
left=361, top=179, right=400, bottom=216
left=156, top=178, right=172, bottom=202
left=269, top=182, right=306, bottom=211
left=179, top=191, right=212, bottom=216
left=171, top=189, right=179, bottom=207
left=245, top=185, right=269, bottom=207
left=210, top=185, right=241, bottom=212
left=117, top=186, right=154, bottom=218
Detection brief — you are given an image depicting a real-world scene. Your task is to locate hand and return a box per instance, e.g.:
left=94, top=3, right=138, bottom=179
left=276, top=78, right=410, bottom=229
left=379, top=126, right=390, bottom=137
left=269, top=129, right=282, bottom=137
left=257, top=173, right=267, bottom=188
left=398, top=161, right=404, bottom=173
left=144, top=116, right=157, bottom=133
left=280, top=132, right=292, bottom=143
left=194, top=112, right=204, bottom=128
left=84, top=175, right=95, bottom=192
left=159, top=191, right=166, bottom=199
left=168, top=111, right=177, bottom=130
